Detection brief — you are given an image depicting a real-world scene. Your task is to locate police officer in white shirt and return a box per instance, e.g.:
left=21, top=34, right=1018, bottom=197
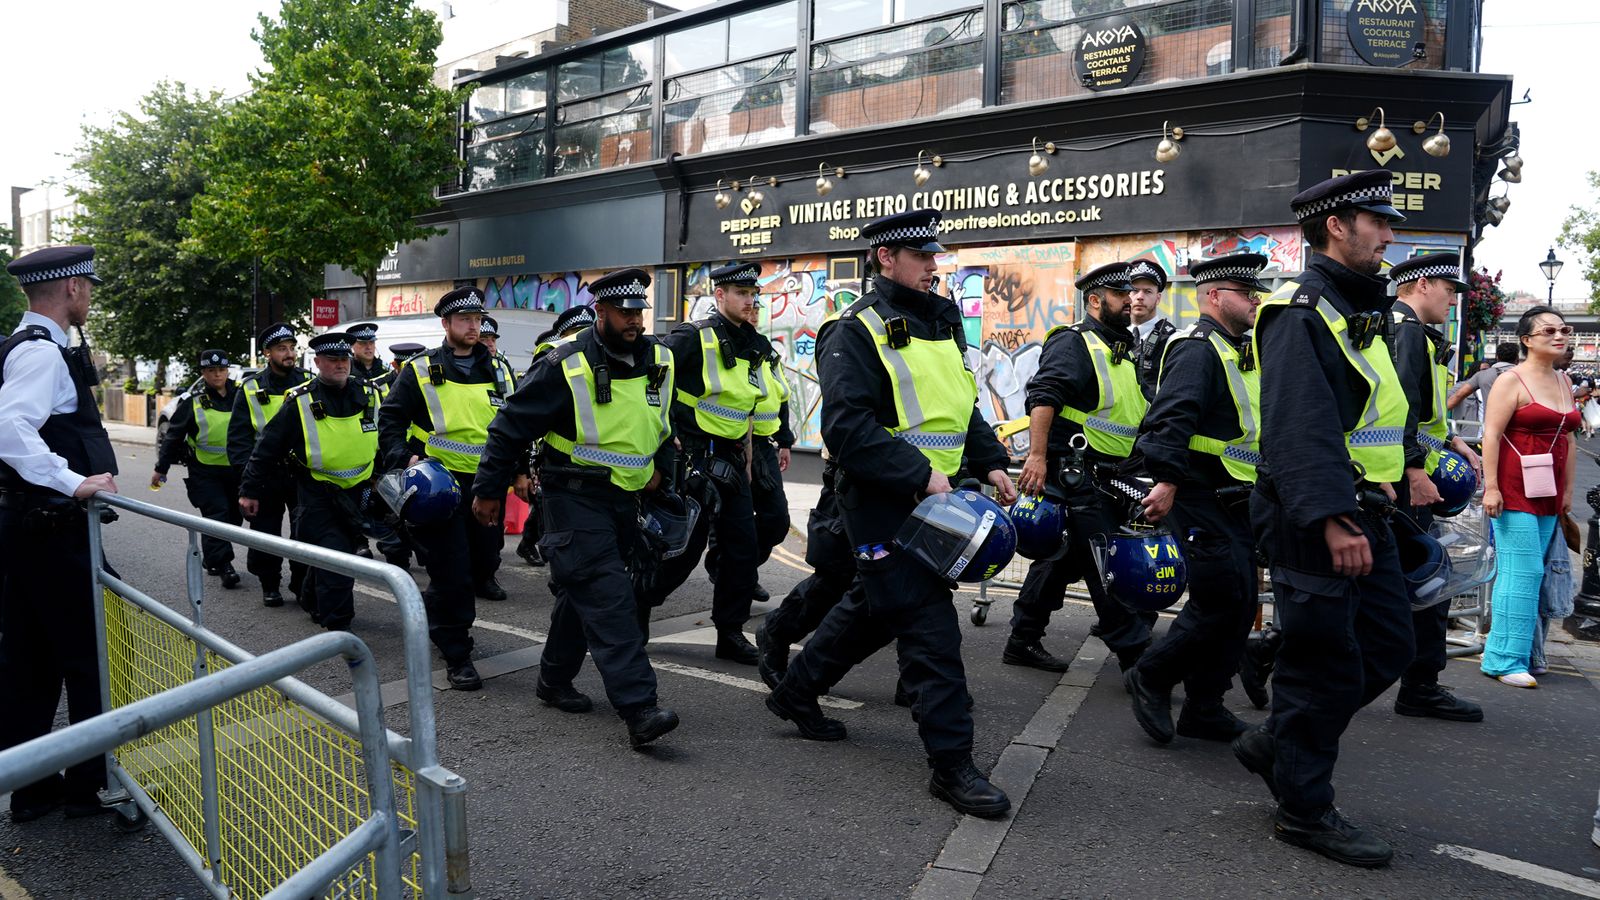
left=0, top=245, right=120, bottom=823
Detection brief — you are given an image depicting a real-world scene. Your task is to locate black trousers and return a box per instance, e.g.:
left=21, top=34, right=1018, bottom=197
left=292, top=481, right=365, bottom=631
left=1135, top=490, right=1256, bottom=704
left=0, top=500, right=106, bottom=808
left=1400, top=505, right=1449, bottom=688
left=649, top=449, right=760, bottom=630
left=410, top=470, right=497, bottom=664
left=1252, top=484, right=1414, bottom=814
left=764, top=475, right=855, bottom=647
left=1009, top=463, right=1157, bottom=652
left=706, top=438, right=791, bottom=576
left=779, top=480, right=973, bottom=763
left=244, top=481, right=306, bottom=595
left=537, top=485, right=658, bottom=715
left=183, top=463, right=240, bottom=570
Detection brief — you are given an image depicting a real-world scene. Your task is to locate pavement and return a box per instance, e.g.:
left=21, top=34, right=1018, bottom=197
left=1, top=429, right=1599, bottom=898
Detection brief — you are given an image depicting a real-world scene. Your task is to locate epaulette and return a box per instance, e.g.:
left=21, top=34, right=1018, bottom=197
left=1171, top=319, right=1216, bottom=344
left=1152, top=319, right=1178, bottom=338
left=285, top=383, right=315, bottom=400
left=548, top=339, right=587, bottom=365
left=1289, top=284, right=1322, bottom=307
left=838, top=294, right=879, bottom=320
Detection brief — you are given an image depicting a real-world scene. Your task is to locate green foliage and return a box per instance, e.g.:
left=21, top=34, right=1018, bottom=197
left=73, top=82, right=317, bottom=366
left=1560, top=171, right=1600, bottom=313
left=184, top=0, right=465, bottom=314
left=0, top=225, right=24, bottom=333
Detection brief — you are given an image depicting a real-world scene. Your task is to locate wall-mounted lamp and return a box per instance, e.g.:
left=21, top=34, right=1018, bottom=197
left=1155, top=122, right=1184, bottom=163
left=1028, top=138, right=1055, bottom=177
left=1488, top=194, right=1510, bottom=215
left=1355, top=107, right=1395, bottom=153
left=913, top=151, right=942, bottom=187
left=1413, top=113, right=1450, bottom=158
left=1499, top=153, right=1523, bottom=183
left=713, top=178, right=731, bottom=210
left=816, top=163, right=843, bottom=197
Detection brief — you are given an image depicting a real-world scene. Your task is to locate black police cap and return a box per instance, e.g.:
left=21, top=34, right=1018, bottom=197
left=1126, top=259, right=1168, bottom=292
left=258, top=322, right=296, bottom=349
left=862, top=209, right=946, bottom=253
left=552, top=305, right=596, bottom=335
left=1389, top=252, right=1469, bottom=292
left=1190, top=253, right=1270, bottom=292
left=6, top=244, right=102, bottom=286
left=347, top=322, right=378, bottom=341
left=710, top=261, right=761, bottom=287
left=589, top=268, right=652, bottom=309
left=435, top=286, right=486, bottom=317
left=309, top=332, right=354, bottom=358
left=1075, top=262, right=1133, bottom=293
left=479, top=315, right=499, bottom=337
left=390, top=342, right=427, bottom=358
left=197, top=348, right=231, bottom=369
left=1291, top=170, right=1405, bottom=223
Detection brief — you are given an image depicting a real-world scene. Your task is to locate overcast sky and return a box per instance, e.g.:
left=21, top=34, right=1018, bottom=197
left=1, top=0, right=1593, bottom=298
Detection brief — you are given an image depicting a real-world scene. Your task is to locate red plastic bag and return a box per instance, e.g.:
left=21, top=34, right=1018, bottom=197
left=503, top=489, right=528, bottom=535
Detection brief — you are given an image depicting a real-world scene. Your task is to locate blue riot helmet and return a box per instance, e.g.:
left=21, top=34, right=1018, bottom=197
left=1090, top=525, right=1187, bottom=612
left=895, top=489, right=1018, bottom=584
left=639, top=490, right=701, bottom=560
left=1429, top=505, right=1495, bottom=604
left=1010, top=492, right=1069, bottom=560
left=376, top=458, right=461, bottom=526
left=1429, top=448, right=1477, bottom=517
left=1392, top=511, right=1453, bottom=609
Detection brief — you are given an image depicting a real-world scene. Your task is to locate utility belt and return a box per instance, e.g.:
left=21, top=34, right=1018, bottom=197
left=540, top=462, right=631, bottom=496
left=0, top=490, right=116, bottom=530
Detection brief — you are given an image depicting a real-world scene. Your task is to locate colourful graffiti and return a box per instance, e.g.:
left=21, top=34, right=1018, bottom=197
left=1194, top=227, right=1303, bottom=274
left=380, top=280, right=457, bottom=317
left=476, top=271, right=605, bottom=312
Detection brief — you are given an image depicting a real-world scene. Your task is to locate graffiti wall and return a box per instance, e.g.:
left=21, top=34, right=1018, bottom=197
left=476, top=270, right=604, bottom=313
left=379, top=281, right=458, bottom=317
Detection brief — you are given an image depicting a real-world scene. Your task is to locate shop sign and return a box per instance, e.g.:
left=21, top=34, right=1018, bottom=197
left=312, top=298, right=340, bottom=326
left=1347, top=0, right=1427, bottom=67
left=1074, top=15, right=1146, bottom=91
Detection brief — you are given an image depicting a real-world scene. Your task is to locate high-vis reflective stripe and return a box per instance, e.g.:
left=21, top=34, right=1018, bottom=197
left=187, top=393, right=233, bottom=467
left=1173, top=329, right=1262, bottom=483
left=242, top=372, right=311, bottom=434
left=294, top=391, right=378, bottom=488
left=1055, top=329, right=1146, bottom=458
left=1422, top=344, right=1451, bottom=474
left=1417, top=431, right=1447, bottom=452
left=675, top=325, right=762, bottom=438
left=853, top=305, right=975, bottom=474
left=544, top=343, right=673, bottom=491
left=1350, top=426, right=1405, bottom=446
left=409, top=355, right=501, bottom=474
left=753, top=358, right=789, bottom=437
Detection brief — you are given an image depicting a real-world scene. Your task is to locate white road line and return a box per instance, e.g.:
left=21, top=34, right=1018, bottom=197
left=651, top=660, right=863, bottom=710
left=350, top=582, right=547, bottom=643
left=1433, top=844, right=1600, bottom=898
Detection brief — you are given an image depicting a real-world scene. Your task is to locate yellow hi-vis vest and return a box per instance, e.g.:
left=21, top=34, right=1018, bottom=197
left=185, top=384, right=234, bottom=467
left=542, top=342, right=674, bottom=491
left=1050, top=326, right=1146, bottom=458
left=409, top=351, right=517, bottom=474
left=1159, top=325, right=1262, bottom=484
left=241, top=369, right=311, bottom=436
left=1256, top=282, right=1407, bottom=482
left=752, top=355, right=789, bottom=438
left=1392, top=311, right=1454, bottom=475
left=675, top=322, right=764, bottom=439
left=834, top=302, right=977, bottom=476
left=292, top=384, right=379, bottom=488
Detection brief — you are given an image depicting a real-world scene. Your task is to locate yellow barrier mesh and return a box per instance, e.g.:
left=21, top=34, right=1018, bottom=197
left=104, top=589, right=422, bottom=899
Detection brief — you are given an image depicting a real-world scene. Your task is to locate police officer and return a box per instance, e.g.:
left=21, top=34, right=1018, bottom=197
left=1126, top=253, right=1269, bottom=745
left=1012, top=262, right=1154, bottom=673
left=152, top=349, right=243, bottom=588
left=229, top=322, right=312, bottom=608
left=1128, top=258, right=1175, bottom=401
left=348, top=322, right=385, bottom=387
left=646, top=261, right=774, bottom=664
left=368, top=341, right=429, bottom=569
left=471, top=269, right=680, bottom=747
left=0, top=245, right=120, bottom=821
left=517, top=304, right=599, bottom=568
left=1233, top=170, right=1414, bottom=867
left=475, top=313, right=513, bottom=588
left=240, top=333, right=381, bottom=632
left=766, top=209, right=1017, bottom=817
left=1387, top=252, right=1484, bottom=723
left=480, top=315, right=514, bottom=376
left=379, top=286, right=518, bottom=690
left=755, top=447, right=851, bottom=689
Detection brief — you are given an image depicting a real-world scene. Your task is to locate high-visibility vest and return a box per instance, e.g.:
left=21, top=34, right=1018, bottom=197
left=1256, top=281, right=1407, bottom=482
left=1050, top=325, right=1146, bottom=458
left=185, top=383, right=235, bottom=467
left=1391, top=311, right=1453, bottom=475
left=1159, top=325, right=1261, bottom=484
left=674, top=321, right=764, bottom=439
left=241, top=369, right=312, bottom=436
left=292, top=384, right=379, bottom=488
left=831, top=301, right=977, bottom=475
left=752, top=355, right=789, bottom=439
left=409, top=351, right=516, bottom=474
left=542, top=342, right=674, bottom=491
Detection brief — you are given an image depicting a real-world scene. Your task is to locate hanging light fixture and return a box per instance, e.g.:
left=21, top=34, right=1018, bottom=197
left=1027, top=137, right=1055, bottom=177
left=1413, top=112, right=1450, bottom=157
left=1499, top=153, right=1523, bottom=183
left=913, top=151, right=942, bottom=186
left=744, top=174, right=772, bottom=209
left=1355, top=107, right=1395, bottom=153
left=713, top=178, right=731, bottom=210
left=815, top=163, right=843, bottom=197
left=1154, top=121, right=1184, bottom=163
left=1489, top=194, right=1510, bottom=215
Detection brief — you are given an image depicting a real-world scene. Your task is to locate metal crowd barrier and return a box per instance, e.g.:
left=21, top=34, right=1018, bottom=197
left=81, top=492, right=469, bottom=897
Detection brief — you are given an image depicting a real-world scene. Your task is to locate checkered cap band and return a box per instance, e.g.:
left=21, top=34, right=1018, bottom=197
left=314, top=339, right=351, bottom=354
left=872, top=223, right=940, bottom=244
left=713, top=263, right=761, bottom=285
left=1084, top=271, right=1127, bottom=290
left=594, top=279, right=648, bottom=300
left=439, top=291, right=484, bottom=315
left=348, top=325, right=378, bottom=340
left=1292, top=183, right=1394, bottom=220
left=14, top=258, right=97, bottom=285
left=1394, top=263, right=1462, bottom=285
left=1195, top=264, right=1265, bottom=283
left=262, top=326, right=293, bottom=346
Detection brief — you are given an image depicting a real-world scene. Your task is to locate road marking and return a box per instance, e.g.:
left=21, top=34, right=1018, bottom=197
left=0, top=864, right=33, bottom=900
left=1433, top=844, right=1600, bottom=898
left=350, top=582, right=547, bottom=642
left=651, top=660, right=863, bottom=710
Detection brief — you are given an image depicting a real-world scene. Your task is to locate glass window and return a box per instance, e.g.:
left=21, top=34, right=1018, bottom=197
left=666, top=21, right=729, bottom=76
left=729, top=3, right=797, bottom=58
left=809, top=11, right=984, bottom=132
left=557, top=52, right=605, bottom=102
left=665, top=51, right=797, bottom=155
left=554, top=102, right=654, bottom=176
left=814, top=0, right=975, bottom=41
left=603, top=40, right=655, bottom=92
left=505, top=72, right=547, bottom=114
left=465, top=111, right=546, bottom=191
left=468, top=84, right=504, bottom=123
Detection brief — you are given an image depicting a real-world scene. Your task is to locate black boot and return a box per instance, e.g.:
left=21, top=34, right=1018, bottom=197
left=1176, top=699, right=1250, bottom=742
left=1394, top=683, right=1484, bottom=723
left=516, top=540, right=545, bottom=567
left=262, top=587, right=284, bottom=608
left=536, top=677, right=594, bottom=713
left=765, top=690, right=847, bottom=741
left=929, top=758, right=1010, bottom=818
left=1273, top=806, right=1393, bottom=868
left=475, top=578, right=508, bottom=602
left=623, top=706, right=680, bottom=747
left=752, top=583, right=771, bottom=604
left=446, top=660, right=483, bottom=691
left=217, top=563, right=241, bottom=590
left=1238, top=648, right=1270, bottom=710
left=1115, top=640, right=1151, bottom=674
left=1231, top=725, right=1278, bottom=800
left=1001, top=636, right=1071, bottom=672
left=755, top=620, right=788, bottom=690
left=1125, top=668, right=1174, bottom=744
left=715, top=629, right=759, bottom=665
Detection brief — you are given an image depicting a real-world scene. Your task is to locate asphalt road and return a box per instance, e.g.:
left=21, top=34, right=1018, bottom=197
left=2, top=439, right=1600, bottom=899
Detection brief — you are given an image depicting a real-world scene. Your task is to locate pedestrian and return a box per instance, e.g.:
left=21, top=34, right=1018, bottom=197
left=1233, top=169, right=1413, bottom=867
left=1125, top=252, right=1270, bottom=746
left=516, top=304, right=599, bottom=568
left=1386, top=252, right=1484, bottom=722
left=1479, top=306, right=1582, bottom=688
left=228, top=323, right=312, bottom=608
left=471, top=268, right=681, bottom=747
left=1011, top=261, right=1152, bottom=674
left=765, top=209, right=1018, bottom=818
left=1448, top=341, right=1518, bottom=446
left=239, top=333, right=381, bottom=632
left=151, top=349, right=243, bottom=588
left=1128, top=258, right=1174, bottom=401
left=0, top=245, right=120, bottom=822
left=379, top=286, right=520, bottom=690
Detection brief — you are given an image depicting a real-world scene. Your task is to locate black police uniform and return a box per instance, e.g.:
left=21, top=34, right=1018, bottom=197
left=369, top=342, right=427, bottom=567
left=0, top=245, right=118, bottom=817
left=1129, top=260, right=1175, bottom=402
left=514, top=307, right=600, bottom=567
left=156, top=370, right=243, bottom=578
left=228, top=335, right=312, bottom=604
left=755, top=457, right=854, bottom=688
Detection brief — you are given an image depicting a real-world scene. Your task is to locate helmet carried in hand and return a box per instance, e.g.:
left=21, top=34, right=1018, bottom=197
left=1429, top=448, right=1477, bottom=517
left=1090, top=525, right=1187, bottom=612
left=376, top=459, right=461, bottom=526
left=1010, top=493, right=1069, bottom=560
left=895, top=489, right=1018, bottom=584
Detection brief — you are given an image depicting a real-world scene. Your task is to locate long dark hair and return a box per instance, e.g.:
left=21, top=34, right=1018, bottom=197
left=1516, top=305, right=1566, bottom=359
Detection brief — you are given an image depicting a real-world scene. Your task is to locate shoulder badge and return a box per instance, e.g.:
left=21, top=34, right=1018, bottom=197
left=1289, top=284, right=1322, bottom=308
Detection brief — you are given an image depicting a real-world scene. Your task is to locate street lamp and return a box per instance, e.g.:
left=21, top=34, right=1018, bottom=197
left=1540, top=247, right=1564, bottom=303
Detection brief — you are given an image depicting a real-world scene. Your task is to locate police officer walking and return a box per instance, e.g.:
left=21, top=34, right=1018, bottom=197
left=1128, top=259, right=1175, bottom=401
left=379, top=287, right=518, bottom=689
left=229, top=323, right=312, bottom=608
left=0, top=245, right=120, bottom=822
left=348, top=322, right=386, bottom=388
left=1012, top=262, right=1154, bottom=673
left=152, top=349, right=242, bottom=588
left=1234, top=170, right=1415, bottom=867
left=765, top=210, right=1018, bottom=817
left=240, top=333, right=381, bottom=632
left=1387, top=252, right=1484, bottom=723
left=1126, top=253, right=1270, bottom=745
left=517, top=304, right=599, bottom=568
left=755, top=447, right=850, bottom=689
left=471, top=269, right=680, bottom=747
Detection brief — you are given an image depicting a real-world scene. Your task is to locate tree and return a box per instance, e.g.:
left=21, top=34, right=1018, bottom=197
left=1560, top=170, right=1600, bottom=312
left=185, top=0, right=464, bottom=317
left=0, top=226, right=24, bottom=334
left=73, top=82, right=317, bottom=382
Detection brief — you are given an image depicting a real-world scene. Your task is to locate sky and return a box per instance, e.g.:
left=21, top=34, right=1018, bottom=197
left=1, top=0, right=1593, bottom=299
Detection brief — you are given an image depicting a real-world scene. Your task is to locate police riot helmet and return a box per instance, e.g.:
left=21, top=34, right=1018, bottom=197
left=1090, top=525, right=1187, bottom=612
left=376, top=459, right=461, bottom=526
left=1391, top=511, right=1453, bottom=610
left=1010, top=493, right=1069, bottom=560
left=1426, top=509, right=1495, bottom=609
left=639, top=490, right=701, bottom=560
left=1429, top=448, right=1477, bottom=517
left=894, top=489, right=1017, bottom=584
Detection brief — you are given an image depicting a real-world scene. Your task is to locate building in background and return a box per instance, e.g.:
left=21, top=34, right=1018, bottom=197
left=11, top=175, right=87, bottom=256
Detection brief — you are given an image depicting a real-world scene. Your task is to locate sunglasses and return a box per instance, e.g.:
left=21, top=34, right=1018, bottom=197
left=1529, top=325, right=1574, bottom=338
left=1213, top=287, right=1264, bottom=301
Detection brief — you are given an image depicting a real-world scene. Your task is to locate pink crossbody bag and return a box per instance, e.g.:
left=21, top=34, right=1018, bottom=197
left=1502, top=371, right=1565, bottom=498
